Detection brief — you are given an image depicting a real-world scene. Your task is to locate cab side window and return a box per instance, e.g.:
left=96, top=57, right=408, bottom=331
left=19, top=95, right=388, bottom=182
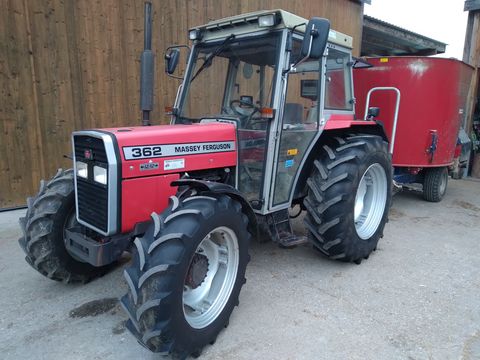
left=282, top=61, right=321, bottom=129
left=325, top=48, right=353, bottom=111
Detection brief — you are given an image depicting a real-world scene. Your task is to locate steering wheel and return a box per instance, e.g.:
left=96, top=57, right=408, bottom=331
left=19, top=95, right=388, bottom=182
left=229, top=99, right=261, bottom=127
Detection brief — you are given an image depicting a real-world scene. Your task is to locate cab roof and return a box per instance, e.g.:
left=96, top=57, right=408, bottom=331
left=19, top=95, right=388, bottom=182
left=190, top=9, right=353, bottom=49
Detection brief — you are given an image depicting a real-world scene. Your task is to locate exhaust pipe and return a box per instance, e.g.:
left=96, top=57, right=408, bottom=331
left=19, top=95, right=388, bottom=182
left=140, top=1, right=154, bottom=126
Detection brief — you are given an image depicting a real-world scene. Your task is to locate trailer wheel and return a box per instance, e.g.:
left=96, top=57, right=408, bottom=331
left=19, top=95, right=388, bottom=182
left=304, top=134, right=392, bottom=263
left=18, top=169, right=110, bottom=283
left=422, top=167, right=448, bottom=202
left=120, top=193, right=251, bottom=358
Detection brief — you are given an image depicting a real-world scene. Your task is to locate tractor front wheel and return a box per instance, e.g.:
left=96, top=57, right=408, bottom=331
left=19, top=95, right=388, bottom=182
left=18, top=169, right=111, bottom=283
left=120, top=193, right=251, bottom=358
left=304, top=134, right=392, bottom=263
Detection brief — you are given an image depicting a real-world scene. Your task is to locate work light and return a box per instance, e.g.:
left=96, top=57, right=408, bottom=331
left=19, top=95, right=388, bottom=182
left=258, top=14, right=276, bottom=27
left=93, top=166, right=107, bottom=185
left=189, top=29, right=202, bottom=41
left=76, top=162, right=88, bottom=179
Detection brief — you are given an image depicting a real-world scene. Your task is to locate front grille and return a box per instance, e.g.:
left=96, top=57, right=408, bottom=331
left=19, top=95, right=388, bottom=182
left=74, top=134, right=112, bottom=234
left=77, top=179, right=108, bottom=232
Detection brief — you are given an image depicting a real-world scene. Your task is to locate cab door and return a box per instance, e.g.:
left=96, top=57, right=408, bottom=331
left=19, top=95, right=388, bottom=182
left=269, top=47, right=324, bottom=209
left=269, top=44, right=355, bottom=210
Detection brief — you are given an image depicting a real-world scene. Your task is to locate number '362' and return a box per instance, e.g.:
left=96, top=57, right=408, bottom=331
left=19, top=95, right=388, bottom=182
left=131, top=146, right=162, bottom=158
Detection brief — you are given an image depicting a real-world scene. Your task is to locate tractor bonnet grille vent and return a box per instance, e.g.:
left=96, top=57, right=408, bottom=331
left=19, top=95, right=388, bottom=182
left=76, top=179, right=108, bottom=232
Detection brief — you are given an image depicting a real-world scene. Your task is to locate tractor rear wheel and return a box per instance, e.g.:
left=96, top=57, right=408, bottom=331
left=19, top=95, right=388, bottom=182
left=422, top=167, right=448, bottom=202
left=18, top=169, right=111, bottom=283
left=304, top=134, right=392, bottom=263
left=120, top=193, right=251, bottom=358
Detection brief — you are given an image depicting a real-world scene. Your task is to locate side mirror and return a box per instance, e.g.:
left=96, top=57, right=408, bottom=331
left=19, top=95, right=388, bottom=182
left=301, top=18, right=331, bottom=60
left=367, top=107, right=380, bottom=119
left=165, top=48, right=180, bottom=75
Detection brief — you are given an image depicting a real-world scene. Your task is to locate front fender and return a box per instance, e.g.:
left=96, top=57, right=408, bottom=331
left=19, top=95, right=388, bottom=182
left=171, top=179, right=258, bottom=240
left=291, top=122, right=389, bottom=202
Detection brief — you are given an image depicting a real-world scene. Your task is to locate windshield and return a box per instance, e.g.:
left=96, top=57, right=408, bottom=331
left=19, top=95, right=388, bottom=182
left=177, top=33, right=282, bottom=126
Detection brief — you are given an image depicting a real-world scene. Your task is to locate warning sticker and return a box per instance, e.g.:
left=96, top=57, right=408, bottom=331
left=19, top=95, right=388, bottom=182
left=164, top=159, right=185, bottom=171
left=287, top=148, right=298, bottom=156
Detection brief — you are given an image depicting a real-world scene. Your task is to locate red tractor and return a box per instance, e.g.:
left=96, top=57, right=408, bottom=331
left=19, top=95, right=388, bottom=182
left=19, top=6, right=392, bottom=358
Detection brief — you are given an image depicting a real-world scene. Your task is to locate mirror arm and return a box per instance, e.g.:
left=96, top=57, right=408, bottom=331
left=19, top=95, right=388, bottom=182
left=166, top=73, right=185, bottom=80
left=165, top=44, right=191, bottom=53
left=286, top=22, right=306, bottom=53
left=283, top=24, right=316, bottom=75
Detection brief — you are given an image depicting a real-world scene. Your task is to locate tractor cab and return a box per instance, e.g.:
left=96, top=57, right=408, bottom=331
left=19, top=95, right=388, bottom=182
left=167, top=10, right=355, bottom=214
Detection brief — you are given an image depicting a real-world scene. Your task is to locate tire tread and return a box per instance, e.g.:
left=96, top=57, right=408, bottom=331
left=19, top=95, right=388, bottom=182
left=19, top=169, right=107, bottom=283
left=121, top=193, right=251, bottom=357
left=423, top=167, right=448, bottom=202
left=304, top=134, right=391, bottom=262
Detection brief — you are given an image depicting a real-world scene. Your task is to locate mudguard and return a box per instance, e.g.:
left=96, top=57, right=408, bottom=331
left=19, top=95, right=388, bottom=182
left=171, top=179, right=258, bottom=239
left=291, top=121, right=388, bottom=201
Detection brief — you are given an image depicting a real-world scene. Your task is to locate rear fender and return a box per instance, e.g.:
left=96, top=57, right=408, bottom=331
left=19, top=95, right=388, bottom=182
left=292, top=123, right=388, bottom=201
left=171, top=179, right=258, bottom=239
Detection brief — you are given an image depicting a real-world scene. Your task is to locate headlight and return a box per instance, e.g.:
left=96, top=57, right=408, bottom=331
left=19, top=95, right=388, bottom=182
left=76, top=161, right=88, bottom=179
left=93, top=166, right=107, bottom=185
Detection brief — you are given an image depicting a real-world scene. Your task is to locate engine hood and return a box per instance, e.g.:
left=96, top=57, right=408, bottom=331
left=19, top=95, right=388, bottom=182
left=99, top=123, right=237, bottom=179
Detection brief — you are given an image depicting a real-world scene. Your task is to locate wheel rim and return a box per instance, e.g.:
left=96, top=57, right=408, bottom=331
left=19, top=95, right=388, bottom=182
left=183, top=226, right=239, bottom=329
left=354, top=163, right=388, bottom=240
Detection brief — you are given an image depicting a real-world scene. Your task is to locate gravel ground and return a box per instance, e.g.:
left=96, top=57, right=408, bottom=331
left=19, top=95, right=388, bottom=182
left=0, top=178, right=479, bottom=360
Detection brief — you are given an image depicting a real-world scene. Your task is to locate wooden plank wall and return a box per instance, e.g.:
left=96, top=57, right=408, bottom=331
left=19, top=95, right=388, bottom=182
left=0, top=0, right=364, bottom=208
left=463, top=10, right=480, bottom=135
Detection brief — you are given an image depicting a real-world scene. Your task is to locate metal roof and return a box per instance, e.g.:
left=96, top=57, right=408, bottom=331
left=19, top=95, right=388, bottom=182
left=192, top=9, right=353, bottom=48
left=361, top=15, right=447, bottom=56
left=465, top=0, right=480, bottom=11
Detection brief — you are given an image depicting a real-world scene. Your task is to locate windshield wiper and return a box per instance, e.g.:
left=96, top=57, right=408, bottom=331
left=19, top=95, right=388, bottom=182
left=191, top=34, right=236, bottom=81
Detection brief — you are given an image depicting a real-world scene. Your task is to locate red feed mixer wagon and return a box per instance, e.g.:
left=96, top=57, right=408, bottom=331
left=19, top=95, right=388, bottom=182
left=354, top=57, right=473, bottom=201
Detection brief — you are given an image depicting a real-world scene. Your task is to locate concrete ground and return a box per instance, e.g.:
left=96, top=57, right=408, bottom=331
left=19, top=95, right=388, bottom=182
left=0, top=179, right=479, bottom=360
